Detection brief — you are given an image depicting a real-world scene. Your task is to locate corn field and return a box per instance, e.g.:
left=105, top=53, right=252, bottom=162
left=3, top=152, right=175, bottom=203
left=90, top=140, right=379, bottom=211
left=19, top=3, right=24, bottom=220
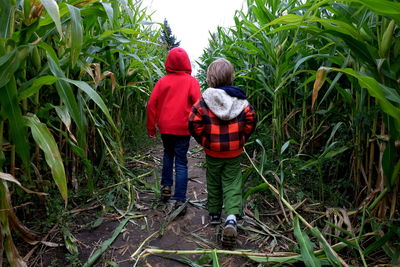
left=0, top=0, right=399, bottom=266
left=198, top=0, right=400, bottom=265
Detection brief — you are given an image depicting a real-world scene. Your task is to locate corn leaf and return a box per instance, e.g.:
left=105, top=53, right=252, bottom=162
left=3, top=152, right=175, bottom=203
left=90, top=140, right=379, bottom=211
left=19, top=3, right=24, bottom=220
left=18, top=75, right=59, bottom=100
left=324, top=220, right=354, bottom=238
left=244, top=183, right=268, bottom=200
left=18, top=74, right=116, bottom=132
left=312, top=67, right=327, bottom=110
left=381, top=84, right=400, bottom=105
left=211, top=249, right=220, bottom=267
left=310, top=227, right=341, bottom=267
left=99, top=28, right=141, bottom=39
left=322, top=146, right=349, bottom=159
left=293, top=217, right=321, bottom=267
left=0, top=46, right=29, bottom=88
left=309, top=18, right=362, bottom=39
left=101, top=2, right=114, bottom=24
left=293, top=54, right=331, bottom=73
left=82, top=217, right=130, bottom=267
left=62, top=228, right=78, bottom=254
left=247, top=254, right=302, bottom=263
left=364, top=230, right=396, bottom=256
left=39, top=2, right=69, bottom=28
left=67, top=4, right=83, bottom=67
left=39, top=0, right=62, bottom=37
left=4, top=231, right=27, bottom=267
left=346, top=0, right=400, bottom=16
left=0, top=172, right=47, bottom=196
left=53, top=105, right=72, bottom=132
left=325, top=233, right=358, bottom=249
left=24, top=115, right=68, bottom=204
left=61, top=78, right=118, bottom=132
left=0, top=0, right=12, bottom=38
left=331, top=68, right=400, bottom=130
left=46, top=52, right=86, bottom=145
left=0, top=77, right=29, bottom=167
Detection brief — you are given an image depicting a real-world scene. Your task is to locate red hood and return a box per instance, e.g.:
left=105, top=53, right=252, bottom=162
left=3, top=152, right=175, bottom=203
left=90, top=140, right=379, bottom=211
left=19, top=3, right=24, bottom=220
left=165, top=47, right=192, bottom=74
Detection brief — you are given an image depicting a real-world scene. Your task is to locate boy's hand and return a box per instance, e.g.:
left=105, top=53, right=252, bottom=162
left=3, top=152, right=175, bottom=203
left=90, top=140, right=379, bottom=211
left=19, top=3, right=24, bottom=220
left=148, top=134, right=156, bottom=139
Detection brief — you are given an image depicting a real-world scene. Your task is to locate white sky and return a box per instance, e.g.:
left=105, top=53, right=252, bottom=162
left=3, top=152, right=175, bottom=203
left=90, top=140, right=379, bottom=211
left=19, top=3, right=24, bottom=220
left=141, top=0, right=245, bottom=72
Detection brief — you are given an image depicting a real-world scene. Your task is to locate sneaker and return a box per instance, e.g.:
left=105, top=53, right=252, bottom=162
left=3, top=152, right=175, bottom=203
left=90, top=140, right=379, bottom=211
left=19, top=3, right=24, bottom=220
left=221, top=219, right=237, bottom=248
left=209, top=213, right=221, bottom=225
left=174, top=200, right=187, bottom=216
left=160, top=185, right=172, bottom=201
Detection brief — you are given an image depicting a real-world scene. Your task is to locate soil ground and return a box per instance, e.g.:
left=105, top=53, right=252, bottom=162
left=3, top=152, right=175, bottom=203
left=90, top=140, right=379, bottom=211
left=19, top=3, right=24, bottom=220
left=23, top=138, right=262, bottom=267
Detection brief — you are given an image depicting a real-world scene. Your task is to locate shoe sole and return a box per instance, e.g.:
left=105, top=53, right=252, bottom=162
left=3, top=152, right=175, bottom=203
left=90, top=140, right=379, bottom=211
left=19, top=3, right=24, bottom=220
left=210, top=219, right=221, bottom=225
left=160, top=195, right=171, bottom=202
left=222, top=225, right=237, bottom=248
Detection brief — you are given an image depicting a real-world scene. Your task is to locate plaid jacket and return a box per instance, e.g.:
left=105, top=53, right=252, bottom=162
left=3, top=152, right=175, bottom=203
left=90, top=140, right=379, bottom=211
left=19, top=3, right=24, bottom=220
left=189, top=98, right=256, bottom=158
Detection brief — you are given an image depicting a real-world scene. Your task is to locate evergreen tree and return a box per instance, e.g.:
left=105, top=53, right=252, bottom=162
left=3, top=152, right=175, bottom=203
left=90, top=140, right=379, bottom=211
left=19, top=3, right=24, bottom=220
left=161, top=18, right=180, bottom=50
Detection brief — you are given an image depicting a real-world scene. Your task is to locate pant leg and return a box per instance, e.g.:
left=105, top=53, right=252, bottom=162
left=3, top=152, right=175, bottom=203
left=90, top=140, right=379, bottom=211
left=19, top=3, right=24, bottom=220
left=206, top=155, right=224, bottom=214
left=172, top=135, right=190, bottom=201
left=161, top=134, right=174, bottom=187
left=221, top=156, right=243, bottom=216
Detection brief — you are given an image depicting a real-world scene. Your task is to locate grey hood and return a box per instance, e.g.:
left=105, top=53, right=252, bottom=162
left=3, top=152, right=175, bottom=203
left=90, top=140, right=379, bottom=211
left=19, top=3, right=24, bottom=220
left=202, top=88, right=249, bottom=120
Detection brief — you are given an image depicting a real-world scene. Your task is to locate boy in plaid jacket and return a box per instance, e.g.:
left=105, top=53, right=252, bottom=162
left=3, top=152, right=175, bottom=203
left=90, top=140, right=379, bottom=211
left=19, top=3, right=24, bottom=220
left=189, top=58, right=256, bottom=248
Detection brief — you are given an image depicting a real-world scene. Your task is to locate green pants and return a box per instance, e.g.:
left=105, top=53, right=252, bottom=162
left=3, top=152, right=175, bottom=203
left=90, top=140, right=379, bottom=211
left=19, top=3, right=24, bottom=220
left=206, top=155, right=243, bottom=216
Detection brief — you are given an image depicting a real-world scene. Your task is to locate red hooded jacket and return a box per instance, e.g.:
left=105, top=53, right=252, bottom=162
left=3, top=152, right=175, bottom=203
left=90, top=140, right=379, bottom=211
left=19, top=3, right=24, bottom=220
left=146, top=48, right=201, bottom=136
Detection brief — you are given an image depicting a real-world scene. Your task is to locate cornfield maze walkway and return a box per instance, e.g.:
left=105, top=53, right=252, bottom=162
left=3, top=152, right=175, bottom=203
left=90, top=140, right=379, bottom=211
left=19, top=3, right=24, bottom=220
left=31, top=138, right=273, bottom=266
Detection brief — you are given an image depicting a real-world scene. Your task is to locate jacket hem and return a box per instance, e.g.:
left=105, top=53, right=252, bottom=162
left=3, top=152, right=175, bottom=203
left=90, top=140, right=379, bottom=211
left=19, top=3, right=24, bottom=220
left=204, top=148, right=242, bottom=158
left=159, top=127, right=190, bottom=135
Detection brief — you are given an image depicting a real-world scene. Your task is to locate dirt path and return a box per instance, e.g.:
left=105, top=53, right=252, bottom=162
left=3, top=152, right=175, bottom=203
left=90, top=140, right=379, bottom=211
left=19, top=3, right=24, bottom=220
left=31, top=138, right=258, bottom=266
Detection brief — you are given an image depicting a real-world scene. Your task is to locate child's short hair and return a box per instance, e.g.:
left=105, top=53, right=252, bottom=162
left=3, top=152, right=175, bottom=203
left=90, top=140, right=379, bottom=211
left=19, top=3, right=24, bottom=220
left=206, top=58, right=234, bottom=88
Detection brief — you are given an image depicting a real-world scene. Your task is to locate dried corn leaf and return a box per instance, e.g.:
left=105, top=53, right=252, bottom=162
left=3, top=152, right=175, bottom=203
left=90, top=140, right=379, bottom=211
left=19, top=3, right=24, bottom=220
left=0, top=172, right=47, bottom=196
left=312, top=67, right=327, bottom=111
left=2, top=181, right=39, bottom=244
left=5, top=235, right=27, bottom=267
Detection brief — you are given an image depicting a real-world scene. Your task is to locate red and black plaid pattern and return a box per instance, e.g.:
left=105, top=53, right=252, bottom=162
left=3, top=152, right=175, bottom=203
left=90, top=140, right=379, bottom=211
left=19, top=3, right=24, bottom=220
left=189, top=98, right=256, bottom=153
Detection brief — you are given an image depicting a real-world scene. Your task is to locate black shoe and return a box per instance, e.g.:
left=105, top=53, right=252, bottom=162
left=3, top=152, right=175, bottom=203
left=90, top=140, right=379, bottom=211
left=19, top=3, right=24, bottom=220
left=160, top=185, right=172, bottom=202
left=221, top=219, right=237, bottom=248
left=209, top=213, right=221, bottom=225
left=174, top=200, right=187, bottom=216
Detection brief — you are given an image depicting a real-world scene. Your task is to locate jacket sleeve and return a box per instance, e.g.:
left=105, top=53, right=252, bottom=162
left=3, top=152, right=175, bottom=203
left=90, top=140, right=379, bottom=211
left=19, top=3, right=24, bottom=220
left=243, top=105, right=257, bottom=140
left=146, top=82, right=160, bottom=135
left=188, top=100, right=204, bottom=145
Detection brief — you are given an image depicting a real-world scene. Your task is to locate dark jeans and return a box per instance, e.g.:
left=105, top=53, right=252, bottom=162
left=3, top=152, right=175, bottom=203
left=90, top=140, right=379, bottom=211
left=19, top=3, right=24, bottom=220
left=161, top=134, right=191, bottom=201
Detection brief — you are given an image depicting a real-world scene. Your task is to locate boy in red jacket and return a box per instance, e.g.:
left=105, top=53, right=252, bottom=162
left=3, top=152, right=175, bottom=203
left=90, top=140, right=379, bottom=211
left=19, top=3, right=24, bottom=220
left=189, top=58, right=256, bottom=247
left=146, top=47, right=201, bottom=212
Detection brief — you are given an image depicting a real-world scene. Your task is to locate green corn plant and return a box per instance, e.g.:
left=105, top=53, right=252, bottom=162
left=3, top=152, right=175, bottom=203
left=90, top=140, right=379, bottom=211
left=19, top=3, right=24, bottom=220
left=298, top=122, right=349, bottom=201
left=324, top=219, right=368, bottom=267
left=0, top=0, right=166, bottom=264
left=200, top=0, right=400, bottom=208
left=368, top=220, right=400, bottom=265
left=261, top=0, right=400, bottom=213
left=199, top=0, right=399, bottom=264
